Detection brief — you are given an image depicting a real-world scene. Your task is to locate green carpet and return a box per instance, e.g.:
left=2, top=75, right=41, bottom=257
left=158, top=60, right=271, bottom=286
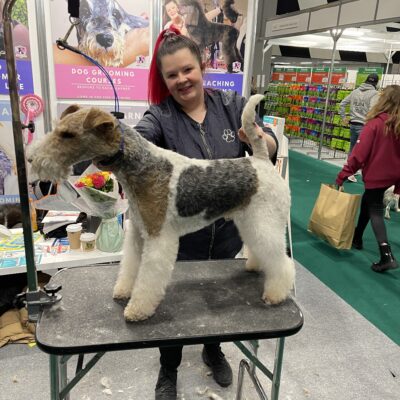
left=289, top=150, right=400, bottom=345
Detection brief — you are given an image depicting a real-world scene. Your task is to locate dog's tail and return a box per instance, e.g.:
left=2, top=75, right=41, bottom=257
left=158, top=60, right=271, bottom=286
left=241, top=94, right=269, bottom=159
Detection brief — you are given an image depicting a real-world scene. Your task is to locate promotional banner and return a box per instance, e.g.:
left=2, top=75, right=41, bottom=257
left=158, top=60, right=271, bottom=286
left=50, top=0, right=150, bottom=100
left=0, top=0, right=33, bottom=95
left=57, top=104, right=149, bottom=127
left=296, top=68, right=312, bottom=83
left=0, top=101, right=20, bottom=203
left=271, top=67, right=297, bottom=82
left=311, top=67, right=347, bottom=85
left=355, top=67, right=384, bottom=88
left=162, top=0, right=248, bottom=94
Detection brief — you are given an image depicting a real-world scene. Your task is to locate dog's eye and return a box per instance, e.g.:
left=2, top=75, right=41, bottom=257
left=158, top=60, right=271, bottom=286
left=60, top=131, right=76, bottom=139
left=112, top=9, right=122, bottom=21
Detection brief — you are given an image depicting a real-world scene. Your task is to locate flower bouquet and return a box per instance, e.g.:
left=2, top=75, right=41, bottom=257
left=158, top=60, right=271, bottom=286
left=72, top=165, right=128, bottom=252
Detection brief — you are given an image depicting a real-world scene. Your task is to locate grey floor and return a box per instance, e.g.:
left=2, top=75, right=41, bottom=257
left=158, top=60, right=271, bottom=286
left=0, top=261, right=399, bottom=400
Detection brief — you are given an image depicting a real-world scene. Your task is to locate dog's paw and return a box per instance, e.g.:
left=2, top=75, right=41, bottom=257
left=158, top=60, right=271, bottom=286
left=262, top=289, right=289, bottom=305
left=113, top=282, right=132, bottom=300
left=245, top=259, right=260, bottom=272
left=123, top=299, right=156, bottom=322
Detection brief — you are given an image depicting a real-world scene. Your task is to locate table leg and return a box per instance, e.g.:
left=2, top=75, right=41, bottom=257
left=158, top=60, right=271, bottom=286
left=271, top=338, right=285, bottom=400
left=59, top=356, right=70, bottom=400
left=49, top=354, right=60, bottom=400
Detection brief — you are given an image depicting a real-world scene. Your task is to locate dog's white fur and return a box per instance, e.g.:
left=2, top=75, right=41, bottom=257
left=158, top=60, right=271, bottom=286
left=384, top=186, right=400, bottom=219
left=28, top=95, right=295, bottom=321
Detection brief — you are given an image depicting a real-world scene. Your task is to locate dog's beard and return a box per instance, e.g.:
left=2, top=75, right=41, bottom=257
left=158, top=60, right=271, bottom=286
left=79, top=32, right=125, bottom=67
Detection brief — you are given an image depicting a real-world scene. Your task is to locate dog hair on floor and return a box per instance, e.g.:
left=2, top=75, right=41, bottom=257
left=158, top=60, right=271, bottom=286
left=383, top=186, right=400, bottom=220
left=28, top=94, right=295, bottom=322
left=179, top=0, right=243, bottom=73
left=76, top=0, right=148, bottom=67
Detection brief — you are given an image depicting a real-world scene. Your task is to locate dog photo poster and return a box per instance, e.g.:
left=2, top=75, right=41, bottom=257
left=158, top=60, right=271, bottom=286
left=0, top=0, right=33, bottom=95
left=49, top=0, right=150, bottom=101
left=163, top=1, right=249, bottom=94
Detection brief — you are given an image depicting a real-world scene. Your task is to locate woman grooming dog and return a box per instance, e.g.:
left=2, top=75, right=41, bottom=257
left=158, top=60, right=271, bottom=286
left=134, top=27, right=278, bottom=400
left=336, top=85, right=400, bottom=273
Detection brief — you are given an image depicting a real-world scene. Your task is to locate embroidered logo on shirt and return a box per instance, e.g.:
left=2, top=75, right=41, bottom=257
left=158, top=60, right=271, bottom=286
left=222, top=129, right=235, bottom=143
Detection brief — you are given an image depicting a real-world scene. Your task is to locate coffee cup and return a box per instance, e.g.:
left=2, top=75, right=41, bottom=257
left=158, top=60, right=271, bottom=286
left=80, top=232, right=96, bottom=252
left=66, top=224, right=82, bottom=250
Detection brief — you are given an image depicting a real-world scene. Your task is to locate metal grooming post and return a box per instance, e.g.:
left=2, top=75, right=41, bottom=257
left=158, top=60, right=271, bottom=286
left=3, top=0, right=37, bottom=289
left=317, top=29, right=342, bottom=160
left=3, top=0, right=61, bottom=322
left=381, top=44, right=393, bottom=89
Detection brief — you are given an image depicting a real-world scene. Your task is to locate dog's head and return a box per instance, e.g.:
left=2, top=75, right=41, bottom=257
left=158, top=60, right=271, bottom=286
left=28, top=105, right=118, bottom=182
left=178, top=0, right=200, bottom=26
left=76, top=0, right=127, bottom=66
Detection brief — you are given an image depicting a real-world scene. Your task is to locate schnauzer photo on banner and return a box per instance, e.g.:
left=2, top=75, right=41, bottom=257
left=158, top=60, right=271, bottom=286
left=0, top=0, right=34, bottom=95
left=162, top=1, right=248, bottom=94
left=50, top=0, right=150, bottom=101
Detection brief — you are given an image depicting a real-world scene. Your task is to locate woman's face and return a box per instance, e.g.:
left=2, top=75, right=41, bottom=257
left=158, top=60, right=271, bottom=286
left=160, top=48, right=204, bottom=107
left=165, top=2, right=179, bottom=20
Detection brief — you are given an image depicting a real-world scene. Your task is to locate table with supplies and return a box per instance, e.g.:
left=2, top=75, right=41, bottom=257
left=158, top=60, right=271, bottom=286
left=36, top=259, right=303, bottom=400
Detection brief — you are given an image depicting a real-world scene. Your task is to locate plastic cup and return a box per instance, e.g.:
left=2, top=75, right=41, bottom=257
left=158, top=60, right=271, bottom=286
left=66, top=224, right=82, bottom=250
left=80, top=232, right=96, bottom=252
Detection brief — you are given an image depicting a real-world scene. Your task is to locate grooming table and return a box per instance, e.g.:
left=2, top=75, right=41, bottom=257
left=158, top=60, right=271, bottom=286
left=36, top=259, right=303, bottom=400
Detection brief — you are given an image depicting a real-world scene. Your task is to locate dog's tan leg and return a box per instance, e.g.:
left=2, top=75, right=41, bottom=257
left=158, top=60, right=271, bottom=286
left=113, top=221, right=143, bottom=300
left=124, top=230, right=179, bottom=322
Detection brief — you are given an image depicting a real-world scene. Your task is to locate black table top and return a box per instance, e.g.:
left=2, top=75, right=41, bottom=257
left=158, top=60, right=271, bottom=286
left=36, top=259, right=303, bottom=355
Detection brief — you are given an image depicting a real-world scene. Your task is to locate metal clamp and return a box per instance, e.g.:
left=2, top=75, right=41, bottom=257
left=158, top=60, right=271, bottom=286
left=15, top=284, right=63, bottom=322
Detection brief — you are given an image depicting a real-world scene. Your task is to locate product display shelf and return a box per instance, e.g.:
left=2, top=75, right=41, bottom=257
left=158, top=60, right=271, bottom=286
left=264, top=83, right=352, bottom=156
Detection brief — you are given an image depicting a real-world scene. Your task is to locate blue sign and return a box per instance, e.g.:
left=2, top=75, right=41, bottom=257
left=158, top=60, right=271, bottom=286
left=0, top=60, right=34, bottom=95
left=203, top=73, right=243, bottom=95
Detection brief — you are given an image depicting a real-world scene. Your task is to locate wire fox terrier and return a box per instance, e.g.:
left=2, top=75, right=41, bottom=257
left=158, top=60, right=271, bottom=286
left=76, top=0, right=148, bottom=67
left=29, top=95, right=295, bottom=322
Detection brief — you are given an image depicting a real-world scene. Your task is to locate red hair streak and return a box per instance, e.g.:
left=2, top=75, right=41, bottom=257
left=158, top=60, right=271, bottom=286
left=148, top=26, right=182, bottom=105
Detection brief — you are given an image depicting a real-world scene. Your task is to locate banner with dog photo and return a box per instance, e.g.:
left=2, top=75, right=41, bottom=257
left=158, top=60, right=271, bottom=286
left=162, top=0, right=248, bottom=94
left=0, top=0, right=33, bottom=95
left=49, top=0, right=150, bottom=101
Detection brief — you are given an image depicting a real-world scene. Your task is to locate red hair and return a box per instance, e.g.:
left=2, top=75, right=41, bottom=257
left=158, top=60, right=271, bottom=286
left=148, top=26, right=182, bottom=105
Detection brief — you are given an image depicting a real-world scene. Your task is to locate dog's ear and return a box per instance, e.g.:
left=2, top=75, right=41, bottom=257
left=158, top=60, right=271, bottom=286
left=82, top=108, right=116, bottom=132
left=60, top=104, right=81, bottom=119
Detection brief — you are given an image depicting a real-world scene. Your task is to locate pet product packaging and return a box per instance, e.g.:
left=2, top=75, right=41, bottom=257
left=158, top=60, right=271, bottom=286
left=66, top=224, right=82, bottom=250
left=80, top=232, right=96, bottom=252
left=308, top=184, right=361, bottom=249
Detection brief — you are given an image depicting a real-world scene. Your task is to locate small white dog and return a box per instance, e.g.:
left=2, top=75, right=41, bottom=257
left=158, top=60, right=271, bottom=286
left=384, top=186, right=400, bottom=219
left=29, top=95, right=294, bottom=321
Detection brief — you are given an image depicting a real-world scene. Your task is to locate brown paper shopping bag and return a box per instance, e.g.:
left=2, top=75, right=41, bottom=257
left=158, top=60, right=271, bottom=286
left=308, top=184, right=361, bottom=250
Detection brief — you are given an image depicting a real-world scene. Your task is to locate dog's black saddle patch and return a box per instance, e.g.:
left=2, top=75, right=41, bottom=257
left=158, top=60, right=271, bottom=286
left=176, top=158, right=258, bottom=219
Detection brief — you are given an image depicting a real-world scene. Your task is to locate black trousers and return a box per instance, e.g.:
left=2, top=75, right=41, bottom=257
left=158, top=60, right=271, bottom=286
left=159, top=343, right=221, bottom=370
left=355, top=187, right=390, bottom=244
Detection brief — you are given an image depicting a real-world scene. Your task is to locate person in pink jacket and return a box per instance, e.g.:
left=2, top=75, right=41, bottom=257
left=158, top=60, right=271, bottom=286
left=336, top=85, right=400, bottom=273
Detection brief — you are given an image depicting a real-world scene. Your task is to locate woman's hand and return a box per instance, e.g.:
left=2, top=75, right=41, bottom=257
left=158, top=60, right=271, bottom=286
left=238, top=125, right=277, bottom=158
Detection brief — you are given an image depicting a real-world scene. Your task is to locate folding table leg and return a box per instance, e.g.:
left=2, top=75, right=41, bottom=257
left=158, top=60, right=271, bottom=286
left=271, top=338, right=285, bottom=400
left=50, top=354, right=60, bottom=400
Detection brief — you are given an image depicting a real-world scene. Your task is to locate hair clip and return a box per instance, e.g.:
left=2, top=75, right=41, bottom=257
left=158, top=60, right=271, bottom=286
left=163, top=30, right=177, bottom=38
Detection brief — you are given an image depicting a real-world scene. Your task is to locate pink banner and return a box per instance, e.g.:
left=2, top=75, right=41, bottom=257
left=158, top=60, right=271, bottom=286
left=55, top=65, right=148, bottom=100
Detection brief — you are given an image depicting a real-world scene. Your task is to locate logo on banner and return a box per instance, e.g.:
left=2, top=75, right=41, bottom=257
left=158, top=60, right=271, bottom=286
left=232, top=62, right=241, bottom=73
left=136, top=55, right=146, bottom=64
left=15, top=46, right=28, bottom=59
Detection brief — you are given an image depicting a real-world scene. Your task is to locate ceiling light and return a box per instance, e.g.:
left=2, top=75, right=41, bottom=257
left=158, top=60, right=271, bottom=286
left=289, top=40, right=318, bottom=47
left=300, top=61, right=313, bottom=64
left=343, top=28, right=364, bottom=37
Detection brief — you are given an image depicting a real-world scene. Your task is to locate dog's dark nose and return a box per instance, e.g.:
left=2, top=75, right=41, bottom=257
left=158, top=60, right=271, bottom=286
left=96, top=33, right=114, bottom=49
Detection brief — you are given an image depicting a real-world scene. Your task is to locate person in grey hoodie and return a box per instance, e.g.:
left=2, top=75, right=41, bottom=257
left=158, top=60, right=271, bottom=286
left=339, top=73, right=379, bottom=182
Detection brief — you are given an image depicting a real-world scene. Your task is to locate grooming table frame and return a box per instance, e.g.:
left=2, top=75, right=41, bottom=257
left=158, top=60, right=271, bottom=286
left=36, top=260, right=303, bottom=400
